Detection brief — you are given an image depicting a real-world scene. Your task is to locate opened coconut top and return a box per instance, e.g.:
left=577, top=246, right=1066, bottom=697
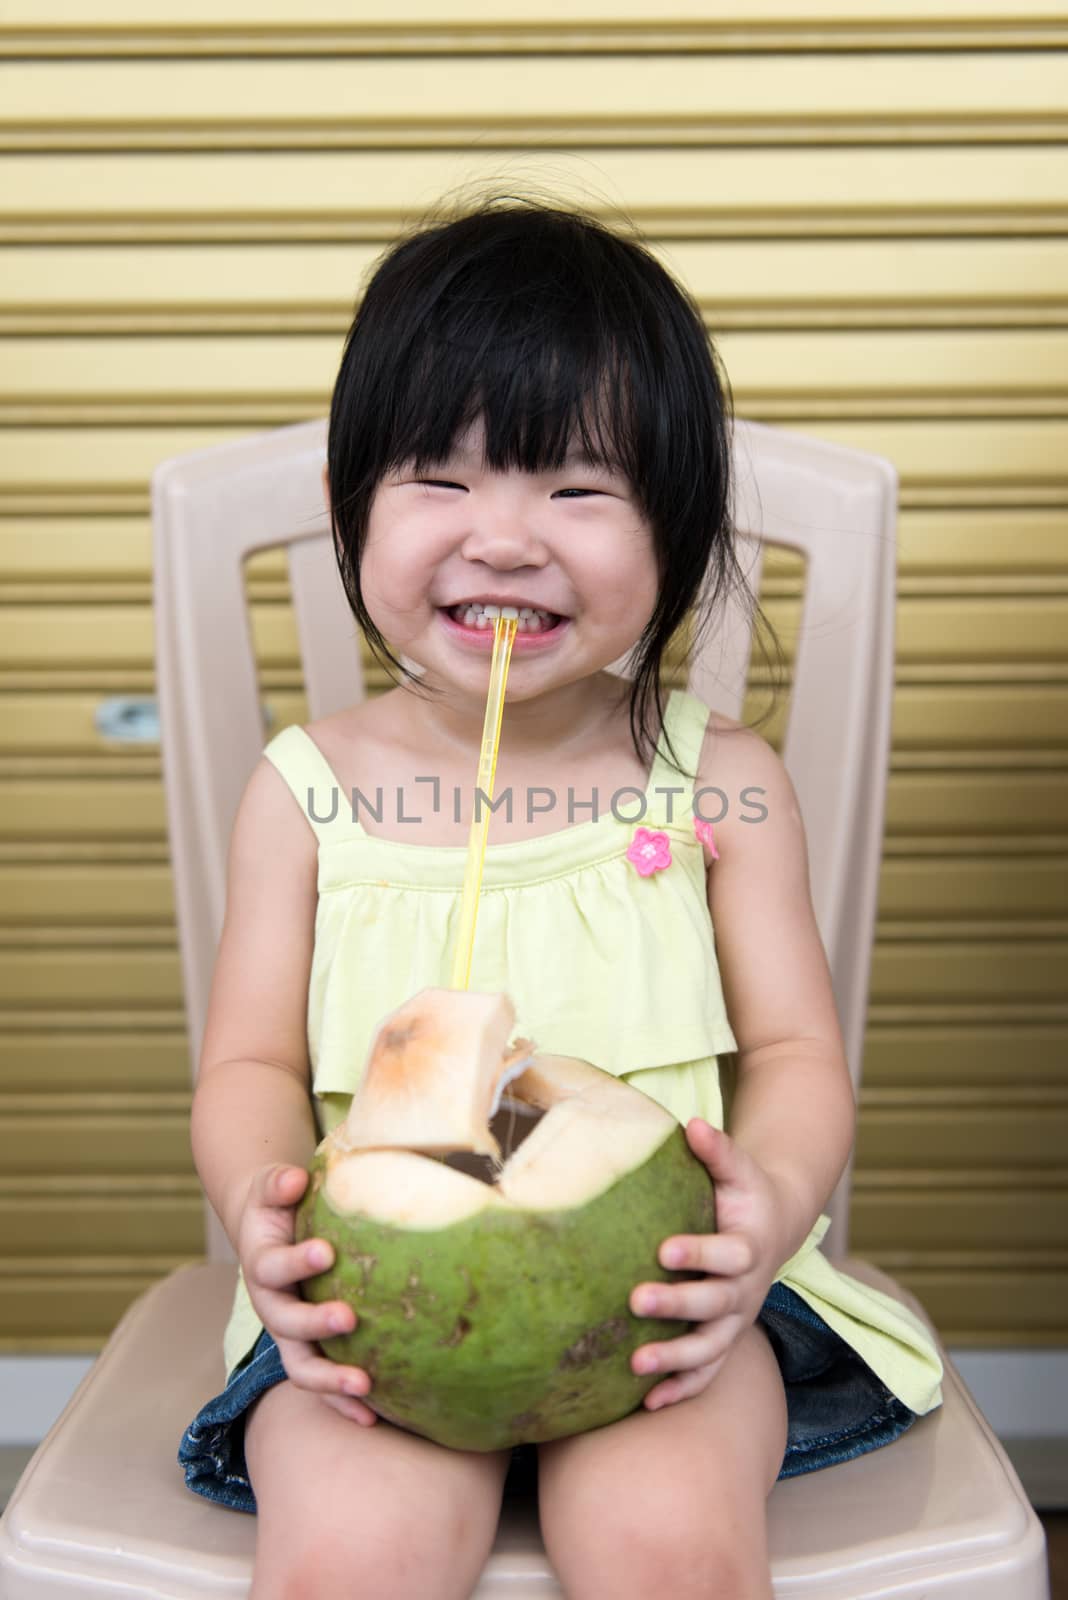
left=319, top=987, right=678, bottom=1226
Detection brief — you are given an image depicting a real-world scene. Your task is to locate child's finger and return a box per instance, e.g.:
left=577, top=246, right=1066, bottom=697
left=257, top=1288, right=354, bottom=1347
left=275, top=1334, right=374, bottom=1420
left=320, top=1392, right=379, bottom=1427
left=253, top=1236, right=334, bottom=1291
left=644, top=1355, right=726, bottom=1411
left=251, top=1163, right=309, bottom=1212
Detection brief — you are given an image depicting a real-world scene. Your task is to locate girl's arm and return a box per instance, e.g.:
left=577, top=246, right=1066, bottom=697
left=704, top=720, right=857, bottom=1269
left=189, top=755, right=320, bottom=1247
left=187, top=756, right=375, bottom=1423
left=192, top=1057, right=318, bottom=1252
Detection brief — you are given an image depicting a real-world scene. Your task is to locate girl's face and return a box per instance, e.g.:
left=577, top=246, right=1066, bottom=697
left=352, top=416, right=659, bottom=705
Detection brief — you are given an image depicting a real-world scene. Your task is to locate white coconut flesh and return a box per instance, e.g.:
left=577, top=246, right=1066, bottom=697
left=333, top=988, right=531, bottom=1161
left=320, top=987, right=680, bottom=1227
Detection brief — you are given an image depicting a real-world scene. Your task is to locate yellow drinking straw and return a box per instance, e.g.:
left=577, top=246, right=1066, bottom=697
left=449, top=612, right=519, bottom=991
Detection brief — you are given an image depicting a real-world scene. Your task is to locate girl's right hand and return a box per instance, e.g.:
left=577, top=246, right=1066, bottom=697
left=237, top=1163, right=377, bottom=1426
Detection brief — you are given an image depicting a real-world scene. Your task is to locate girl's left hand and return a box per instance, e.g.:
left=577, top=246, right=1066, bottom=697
left=628, top=1118, right=792, bottom=1411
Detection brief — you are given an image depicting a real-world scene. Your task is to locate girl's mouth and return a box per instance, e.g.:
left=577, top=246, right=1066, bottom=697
left=436, top=603, right=570, bottom=651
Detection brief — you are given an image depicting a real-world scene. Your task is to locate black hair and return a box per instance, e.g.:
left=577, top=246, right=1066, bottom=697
left=325, top=186, right=784, bottom=780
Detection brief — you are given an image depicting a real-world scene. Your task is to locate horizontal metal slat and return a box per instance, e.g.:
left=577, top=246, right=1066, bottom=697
left=1, top=148, right=1065, bottom=244
left=885, top=771, right=1068, bottom=835
left=851, top=1185, right=1068, bottom=1254
left=0, top=1265, right=189, bottom=1350
left=0, top=864, right=176, bottom=924
left=0, top=1191, right=202, bottom=1258
left=870, top=941, right=1068, bottom=1006
left=0, top=950, right=182, bottom=1008
left=0, top=1105, right=194, bottom=1177
left=3, top=0, right=1067, bottom=58
left=878, top=1267, right=1068, bottom=1345
left=863, top=1023, right=1068, bottom=1088
left=0, top=1029, right=191, bottom=1093
left=1, top=54, right=1065, bottom=150
left=855, top=1102, right=1068, bottom=1169
left=876, top=857, right=1068, bottom=920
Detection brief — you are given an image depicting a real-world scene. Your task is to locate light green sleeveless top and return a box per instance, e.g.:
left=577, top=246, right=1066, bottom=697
left=220, top=688, right=943, bottom=1422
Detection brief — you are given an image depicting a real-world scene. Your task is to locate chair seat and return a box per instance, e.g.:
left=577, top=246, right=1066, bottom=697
left=0, top=1259, right=1048, bottom=1600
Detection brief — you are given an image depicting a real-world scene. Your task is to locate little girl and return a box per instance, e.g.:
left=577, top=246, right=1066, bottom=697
left=178, top=191, right=944, bottom=1600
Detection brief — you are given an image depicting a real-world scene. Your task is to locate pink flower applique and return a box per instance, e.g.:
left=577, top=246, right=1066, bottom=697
left=693, top=815, right=720, bottom=859
left=626, top=826, right=672, bottom=877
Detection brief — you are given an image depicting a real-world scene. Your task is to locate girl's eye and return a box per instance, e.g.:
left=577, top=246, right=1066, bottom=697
left=415, top=481, right=600, bottom=498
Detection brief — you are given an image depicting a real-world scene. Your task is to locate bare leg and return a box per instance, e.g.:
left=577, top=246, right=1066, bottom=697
left=245, top=1379, right=512, bottom=1600
left=536, top=1320, right=788, bottom=1600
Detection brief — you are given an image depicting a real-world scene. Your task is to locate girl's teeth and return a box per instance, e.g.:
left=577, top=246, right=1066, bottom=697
left=454, top=603, right=557, bottom=633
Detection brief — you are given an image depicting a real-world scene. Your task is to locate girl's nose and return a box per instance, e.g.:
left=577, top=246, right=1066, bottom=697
left=459, top=512, right=549, bottom=568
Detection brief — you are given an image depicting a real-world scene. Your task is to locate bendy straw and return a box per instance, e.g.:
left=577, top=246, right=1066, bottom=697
left=449, top=612, right=519, bottom=991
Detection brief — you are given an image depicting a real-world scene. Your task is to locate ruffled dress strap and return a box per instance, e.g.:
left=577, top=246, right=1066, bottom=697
left=262, top=723, right=356, bottom=845
left=641, top=685, right=713, bottom=830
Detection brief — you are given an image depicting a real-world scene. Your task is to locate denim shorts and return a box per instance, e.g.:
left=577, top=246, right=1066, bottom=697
left=178, top=1281, right=918, bottom=1515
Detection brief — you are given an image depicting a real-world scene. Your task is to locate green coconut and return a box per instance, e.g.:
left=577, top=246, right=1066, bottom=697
left=296, top=986, right=716, bottom=1452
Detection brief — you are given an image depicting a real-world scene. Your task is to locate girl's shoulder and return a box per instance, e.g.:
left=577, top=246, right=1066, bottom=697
left=692, top=703, right=756, bottom=782
left=302, top=690, right=423, bottom=776
left=690, top=706, right=784, bottom=863
left=302, top=691, right=389, bottom=758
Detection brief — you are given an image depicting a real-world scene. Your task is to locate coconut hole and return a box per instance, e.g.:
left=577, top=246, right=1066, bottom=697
left=437, top=1097, right=545, bottom=1185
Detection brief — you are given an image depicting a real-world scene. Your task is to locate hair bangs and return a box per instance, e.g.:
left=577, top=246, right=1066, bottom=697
left=379, top=282, right=637, bottom=490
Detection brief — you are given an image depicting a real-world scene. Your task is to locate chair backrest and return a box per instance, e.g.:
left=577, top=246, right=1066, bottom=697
left=152, top=417, right=897, bottom=1266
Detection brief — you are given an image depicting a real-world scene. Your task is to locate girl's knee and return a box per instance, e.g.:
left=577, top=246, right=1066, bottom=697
left=246, top=1383, right=510, bottom=1599
left=632, top=1448, right=776, bottom=1590
left=637, top=1522, right=773, bottom=1600
left=541, top=1430, right=775, bottom=1600
left=254, top=1483, right=503, bottom=1600
left=548, top=1509, right=772, bottom=1600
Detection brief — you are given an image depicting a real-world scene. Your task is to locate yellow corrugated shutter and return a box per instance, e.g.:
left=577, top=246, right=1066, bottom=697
left=1, top=0, right=1065, bottom=1350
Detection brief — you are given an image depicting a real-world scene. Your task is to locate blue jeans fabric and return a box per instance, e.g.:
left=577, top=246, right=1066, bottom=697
left=178, top=1329, right=285, bottom=1515
left=178, top=1282, right=918, bottom=1515
left=756, top=1281, right=918, bottom=1479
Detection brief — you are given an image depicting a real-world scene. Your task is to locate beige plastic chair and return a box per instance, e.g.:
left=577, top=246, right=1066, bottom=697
left=0, top=417, right=1049, bottom=1598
